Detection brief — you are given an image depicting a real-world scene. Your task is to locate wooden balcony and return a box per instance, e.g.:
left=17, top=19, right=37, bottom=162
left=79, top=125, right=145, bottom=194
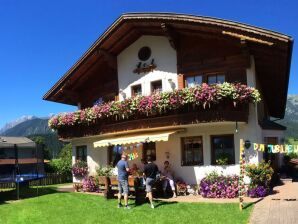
left=57, top=102, right=249, bottom=139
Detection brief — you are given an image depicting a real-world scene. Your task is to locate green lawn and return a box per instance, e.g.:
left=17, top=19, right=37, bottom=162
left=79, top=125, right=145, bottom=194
left=0, top=187, right=253, bottom=224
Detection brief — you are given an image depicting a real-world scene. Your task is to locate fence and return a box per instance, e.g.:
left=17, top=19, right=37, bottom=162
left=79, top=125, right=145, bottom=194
left=0, top=182, right=15, bottom=189
left=0, top=173, right=72, bottom=189
left=30, top=173, right=72, bottom=186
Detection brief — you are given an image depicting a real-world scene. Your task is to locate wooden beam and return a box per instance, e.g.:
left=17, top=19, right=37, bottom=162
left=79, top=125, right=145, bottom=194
left=81, top=80, right=118, bottom=104
left=180, top=54, right=251, bottom=73
left=97, top=48, right=117, bottom=68
left=222, top=31, right=274, bottom=46
left=59, top=88, right=81, bottom=102
left=108, top=28, right=141, bottom=53
left=161, top=23, right=178, bottom=49
left=240, top=39, right=250, bottom=56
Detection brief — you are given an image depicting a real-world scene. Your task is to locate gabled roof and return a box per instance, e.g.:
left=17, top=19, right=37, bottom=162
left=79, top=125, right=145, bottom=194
left=43, top=13, right=293, bottom=118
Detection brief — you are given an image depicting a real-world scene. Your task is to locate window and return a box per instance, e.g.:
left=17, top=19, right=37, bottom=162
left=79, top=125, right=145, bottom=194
left=151, top=80, right=162, bottom=93
left=181, top=137, right=204, bottom=166
left=76, top=145, right=87, bottom=162
left=207, top=74, right=225, bottom=84
left=143, top=142, right=156, bottom=161
left=211, top=135, right=235, bottom=165
left=131, top=84, right=142, bottom=97
left=108, top=145, right=122, bottom=167
left=186, top=75, right=203, bottom=87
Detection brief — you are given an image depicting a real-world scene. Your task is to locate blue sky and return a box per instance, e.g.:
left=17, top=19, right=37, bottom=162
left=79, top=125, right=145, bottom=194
left=0, top=0, right=297, bottom=128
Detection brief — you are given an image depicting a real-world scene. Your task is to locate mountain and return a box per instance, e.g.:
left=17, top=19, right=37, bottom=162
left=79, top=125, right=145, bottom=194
left=279, top=95, right=298, bottom=139
left=1, top=118, right=51, bottom=136
left=0, top=115, right=36, bottom=134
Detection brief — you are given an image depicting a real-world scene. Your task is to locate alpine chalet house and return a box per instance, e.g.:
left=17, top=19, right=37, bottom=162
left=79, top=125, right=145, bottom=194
left=44, top=13, right=293, bottom=184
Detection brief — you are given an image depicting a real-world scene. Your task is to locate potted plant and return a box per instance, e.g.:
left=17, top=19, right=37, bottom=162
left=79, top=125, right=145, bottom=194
left=215, top=153, right=230, bottom=165
left=96, top=165, right=114, bottom=198
left=72, top=161, right=88, bottom=180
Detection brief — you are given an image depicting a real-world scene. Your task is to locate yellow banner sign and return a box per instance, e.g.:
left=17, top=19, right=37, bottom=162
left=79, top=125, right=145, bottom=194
left=254, top=143, right=298, bottom=154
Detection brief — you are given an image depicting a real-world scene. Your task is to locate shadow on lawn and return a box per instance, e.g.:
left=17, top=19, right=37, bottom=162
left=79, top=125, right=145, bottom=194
left=0, top=186, right=64, bottom=205
left=132, top=197, right=177, bottom=208
left=243, top=198, right=263, bottom=210
left=154, top=200, right=178, bottom=208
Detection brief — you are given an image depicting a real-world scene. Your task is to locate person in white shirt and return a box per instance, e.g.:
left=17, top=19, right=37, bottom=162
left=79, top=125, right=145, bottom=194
left=162, top=161, right=176, bottom=198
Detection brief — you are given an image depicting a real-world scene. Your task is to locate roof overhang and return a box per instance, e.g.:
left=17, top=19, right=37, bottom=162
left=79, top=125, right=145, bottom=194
left=43, top=12, right=293, bottom=118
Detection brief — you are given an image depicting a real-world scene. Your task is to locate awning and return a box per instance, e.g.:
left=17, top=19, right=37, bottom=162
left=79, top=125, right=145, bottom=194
left=93, top=131, right=177, bottom=148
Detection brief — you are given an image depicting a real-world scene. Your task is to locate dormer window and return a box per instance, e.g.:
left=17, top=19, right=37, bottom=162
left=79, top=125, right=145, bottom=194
left=131, top=84, right=142, bottom=97
left=151, top=80, right=162, bottom=94
left=207, top=74, right=225, bottom=84
left=186, top=75, right=203, bottom=87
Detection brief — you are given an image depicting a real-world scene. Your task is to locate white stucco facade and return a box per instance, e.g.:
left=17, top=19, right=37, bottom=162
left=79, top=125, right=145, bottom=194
left=71, top=118, right=263, bottom=184
left=117, top=35, right=178, bottom=100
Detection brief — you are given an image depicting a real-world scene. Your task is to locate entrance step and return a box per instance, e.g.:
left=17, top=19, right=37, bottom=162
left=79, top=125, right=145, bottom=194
left=280, top=178, right=293, bottom=184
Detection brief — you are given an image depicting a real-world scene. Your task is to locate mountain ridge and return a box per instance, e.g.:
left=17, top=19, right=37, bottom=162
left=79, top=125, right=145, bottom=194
left=1, top=118, right=51, bottom=137
left=0, top=115, right=36, bottom=134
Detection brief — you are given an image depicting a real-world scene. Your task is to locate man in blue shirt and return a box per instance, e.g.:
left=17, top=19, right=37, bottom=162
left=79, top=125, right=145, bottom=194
left=117, top=154, right=130, bottom=209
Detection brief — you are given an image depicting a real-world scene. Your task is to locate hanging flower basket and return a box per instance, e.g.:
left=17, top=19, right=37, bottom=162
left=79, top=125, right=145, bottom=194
left=49, top=82, right=261, bottom=130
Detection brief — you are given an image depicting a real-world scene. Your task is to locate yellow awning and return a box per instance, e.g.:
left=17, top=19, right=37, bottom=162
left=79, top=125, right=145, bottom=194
left=93, top=131, right=177, bottom=148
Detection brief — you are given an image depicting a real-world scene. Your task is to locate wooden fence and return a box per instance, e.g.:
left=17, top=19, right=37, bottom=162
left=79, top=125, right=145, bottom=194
left=30, top=173, right=72, bottom=186
left=0, top=173, right=72, bottom=189
left=0, top=182, right=15, bottom=189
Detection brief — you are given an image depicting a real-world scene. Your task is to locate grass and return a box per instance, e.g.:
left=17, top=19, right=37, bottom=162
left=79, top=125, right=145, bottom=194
left=0, top=187, right=253, bottom=224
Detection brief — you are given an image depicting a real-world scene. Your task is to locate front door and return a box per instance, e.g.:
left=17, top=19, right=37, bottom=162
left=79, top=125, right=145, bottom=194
left=264, top=137, right=279, bottom=182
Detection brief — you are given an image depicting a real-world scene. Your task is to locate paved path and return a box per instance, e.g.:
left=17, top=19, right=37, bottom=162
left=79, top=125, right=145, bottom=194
left=250, top=181, right=298, bottom=224
left=56, top=184, right=74, bottom=192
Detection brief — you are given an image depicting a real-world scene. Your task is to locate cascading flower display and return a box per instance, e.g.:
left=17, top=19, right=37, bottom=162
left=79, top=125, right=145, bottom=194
left=82, top=176, right=98, bottom=192
left=72, top=161, right=88, bottom=178
left=48, top=82, right=261, bottom=130
left=199, top=171, right=239, bottom=198
left=247, top=186, right=267, bottom=198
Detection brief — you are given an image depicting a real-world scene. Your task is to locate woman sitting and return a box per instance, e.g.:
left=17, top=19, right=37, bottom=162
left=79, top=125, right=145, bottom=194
left=162, top=161, right=176, bottom=198
left=130, top=163, right=141, bottom=176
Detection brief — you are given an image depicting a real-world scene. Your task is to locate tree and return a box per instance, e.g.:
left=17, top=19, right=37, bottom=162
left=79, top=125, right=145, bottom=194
left=45, top=143, right=72, bottom=175
left=29, top=135, right=51, bottom=160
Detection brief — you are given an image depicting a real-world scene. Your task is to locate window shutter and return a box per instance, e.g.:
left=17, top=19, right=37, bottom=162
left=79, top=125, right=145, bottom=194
left=178, top=74, right=185, bottom=90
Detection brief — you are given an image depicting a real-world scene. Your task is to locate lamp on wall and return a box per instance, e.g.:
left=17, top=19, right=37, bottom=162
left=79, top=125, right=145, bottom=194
left=244, top=140, right=251, bottom=149
left=168, top=79, right=176, bottom=90
left=235, top=121, right=238, bottom=133
left=165, top=151, right=170, bottom=159
left=119, top=89, right=126, bottom=100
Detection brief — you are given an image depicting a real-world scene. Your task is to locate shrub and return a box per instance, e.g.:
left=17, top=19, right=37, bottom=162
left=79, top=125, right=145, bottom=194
left=82, top=176, right=98, bottom=192
left=72, top=161, right=88, bottom=178
left=199, top=171, right=239, bottom=198
left=47, top=158, right=72, bottom=175
left=246, top=161, right=273, bottom=197
left=96, top=165, right=114, bottom=177
left=44, top=143, right=72, bottom=176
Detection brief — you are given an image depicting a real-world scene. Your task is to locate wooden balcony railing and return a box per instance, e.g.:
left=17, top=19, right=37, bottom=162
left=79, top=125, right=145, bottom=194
left=57, top=102, right=249, bottom=139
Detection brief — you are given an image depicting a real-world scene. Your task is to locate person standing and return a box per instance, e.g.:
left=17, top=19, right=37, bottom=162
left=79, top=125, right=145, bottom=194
left=162, top=161, right=176, bottom=198
left=143, top=155, right=159, bottom=209
left=116, top=154, right=130, bottom=209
